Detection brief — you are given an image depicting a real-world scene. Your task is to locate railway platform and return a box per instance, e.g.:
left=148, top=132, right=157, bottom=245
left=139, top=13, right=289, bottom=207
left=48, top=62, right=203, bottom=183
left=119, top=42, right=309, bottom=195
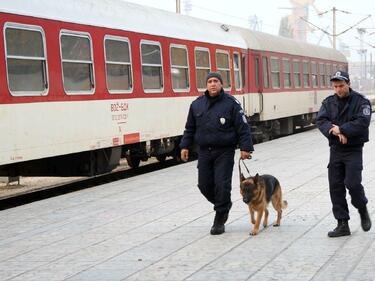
left=1, top=121, right=375, bottom=281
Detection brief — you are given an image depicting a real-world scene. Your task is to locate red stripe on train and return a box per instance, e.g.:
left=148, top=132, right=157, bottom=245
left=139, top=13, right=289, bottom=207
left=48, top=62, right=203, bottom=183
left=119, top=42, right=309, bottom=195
left=123, top=133, right=140, bottom=144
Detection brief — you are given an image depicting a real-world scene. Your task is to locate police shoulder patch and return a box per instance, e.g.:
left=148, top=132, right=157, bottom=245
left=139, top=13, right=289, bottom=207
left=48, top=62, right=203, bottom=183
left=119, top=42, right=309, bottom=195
left=363, top=105, right=371, bottom=116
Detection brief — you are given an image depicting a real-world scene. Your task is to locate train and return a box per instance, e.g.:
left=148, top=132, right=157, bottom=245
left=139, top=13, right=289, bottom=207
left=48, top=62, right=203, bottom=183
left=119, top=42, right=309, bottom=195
left=0, top=0, right=349, bottom=177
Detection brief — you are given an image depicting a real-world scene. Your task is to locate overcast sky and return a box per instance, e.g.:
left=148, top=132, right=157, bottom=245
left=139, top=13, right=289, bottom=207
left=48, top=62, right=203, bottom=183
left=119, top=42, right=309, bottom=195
left=124, top=0, right=375, bottom=62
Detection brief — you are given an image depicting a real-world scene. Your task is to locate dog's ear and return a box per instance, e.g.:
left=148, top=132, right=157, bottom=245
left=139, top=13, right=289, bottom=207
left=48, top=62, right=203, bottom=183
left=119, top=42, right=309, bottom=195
left=254, top=173, right=259, bottom=183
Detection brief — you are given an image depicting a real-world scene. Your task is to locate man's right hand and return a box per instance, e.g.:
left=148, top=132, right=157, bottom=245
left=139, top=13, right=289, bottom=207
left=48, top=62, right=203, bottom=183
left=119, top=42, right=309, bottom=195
left=181, top=149, right=189, bottom=162
left=240, top=151, right=252, bottom=160
left=338, top=133, right=347, bottom=144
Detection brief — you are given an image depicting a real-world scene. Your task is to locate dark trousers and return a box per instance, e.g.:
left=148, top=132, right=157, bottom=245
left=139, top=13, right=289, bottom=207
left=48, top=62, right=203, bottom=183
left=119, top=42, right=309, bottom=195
left=328, top=146, right=368, bottom=220
left=197, top=147, right=235, bottom=214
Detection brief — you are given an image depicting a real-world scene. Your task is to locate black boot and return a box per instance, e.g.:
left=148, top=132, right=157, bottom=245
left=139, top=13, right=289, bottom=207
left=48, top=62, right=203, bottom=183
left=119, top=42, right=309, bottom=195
left=359, top=207, right=372, bottom=232
left=210, top=212, right=228, bottom=235
left=328, top=219, right=351, bottom=238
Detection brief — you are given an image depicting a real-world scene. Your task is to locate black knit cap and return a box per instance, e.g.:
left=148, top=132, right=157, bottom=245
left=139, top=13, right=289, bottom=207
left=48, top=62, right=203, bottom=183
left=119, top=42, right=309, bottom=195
left=206, top=72, right=223, bottom=84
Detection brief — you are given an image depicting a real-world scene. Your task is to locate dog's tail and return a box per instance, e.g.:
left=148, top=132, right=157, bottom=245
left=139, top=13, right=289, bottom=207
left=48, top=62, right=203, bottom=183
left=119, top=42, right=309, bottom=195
left=282, top=200, right=288, bottom=209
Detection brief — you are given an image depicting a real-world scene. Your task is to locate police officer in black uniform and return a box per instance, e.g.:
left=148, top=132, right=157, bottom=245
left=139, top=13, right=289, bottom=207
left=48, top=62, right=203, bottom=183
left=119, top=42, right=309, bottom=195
left=180, top=72, right=254, bottom=235
left=316, top=70, right=372, bottom=237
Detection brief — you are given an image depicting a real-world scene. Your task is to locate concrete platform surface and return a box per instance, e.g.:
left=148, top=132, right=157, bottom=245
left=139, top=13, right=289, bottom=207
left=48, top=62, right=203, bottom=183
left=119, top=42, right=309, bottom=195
left=1, top=121, right=375, bottom=281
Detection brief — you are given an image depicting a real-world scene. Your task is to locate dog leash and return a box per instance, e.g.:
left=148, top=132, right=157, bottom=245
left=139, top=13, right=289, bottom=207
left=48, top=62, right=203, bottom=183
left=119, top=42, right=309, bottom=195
left=238, top=158, right=252, bottom=179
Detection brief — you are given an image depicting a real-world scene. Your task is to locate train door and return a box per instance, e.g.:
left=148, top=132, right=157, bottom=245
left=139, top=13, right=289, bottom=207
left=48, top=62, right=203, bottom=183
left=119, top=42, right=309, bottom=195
left=245, top=52, right=263, bottom=117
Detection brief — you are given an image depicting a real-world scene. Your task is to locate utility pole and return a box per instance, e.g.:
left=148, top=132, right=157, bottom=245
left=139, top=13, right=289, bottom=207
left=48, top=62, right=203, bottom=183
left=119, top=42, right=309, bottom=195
left=176, top=0, right=181, bottom=14
left=301, top=7, right=370, bottom=50
left=358, top=28, right=367, bottom=84
left=183, top=0, right=192, bottom=15
left=332, top=7, right=336, bottom=49
left=370, top=53, right=373, bottom=79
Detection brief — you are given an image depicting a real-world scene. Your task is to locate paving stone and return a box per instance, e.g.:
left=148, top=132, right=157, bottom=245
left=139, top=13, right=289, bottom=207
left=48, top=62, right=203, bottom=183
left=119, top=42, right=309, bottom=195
left=1, top=122, right=374, bottom=281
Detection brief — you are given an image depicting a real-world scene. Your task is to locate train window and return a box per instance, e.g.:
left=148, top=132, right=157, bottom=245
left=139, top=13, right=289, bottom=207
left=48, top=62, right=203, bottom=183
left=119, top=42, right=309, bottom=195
left=104, top=36, right=133, bottom=93
left=293, top=60, right=301, bottom=88
left=216, top=50, right=231, bottom=89
left=326, top=64, right=331, bottom=86
left=60, top=31, right=94, bottom=94
left=332, top=64, right=338, bottom=74
left=140, top=41, right=163, bottom=91
left=195, top=48, right=210, bottom=90
left=319, top=63, right=325, bottom=88
left=170, top=45, right=189, bottom=91
left=311, top=62, right=318, bottom=88
left=270, top=58, right=280, bottom=88
left=241, top=54, right=246, bottom=88
left=233, top=52, right=242, bottom=90
left=303, top=61, right=310, bottom=87
left=4, top=23, right=48, bottom=96
left=282, top=59, right=291, bottom=88
left=262, top=56, right=269, bottom=88
left=255, top=57, right=260, bottom=89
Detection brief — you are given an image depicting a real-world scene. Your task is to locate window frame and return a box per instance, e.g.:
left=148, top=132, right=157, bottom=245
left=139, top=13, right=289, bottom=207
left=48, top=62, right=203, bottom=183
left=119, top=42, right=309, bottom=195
left=282, top=58, right=291, bottom=89
left=303, top=60, right=310, bottom=88
left=262, top=56, right=270, bottom=89
left=293, top=59, right=301, bottom=88
left=216, top=49, right=232, bottom=90
left=4, top=22, right=49, bottom=97
left=140, top=39, right=164, bottom=93
left=194, top=47, right=211, bottom=91
left=241, top=53, right=246, bottom=89
left=332, top=63, right=338, bottom=74
left=326, top=63, right=332, bottom=87
left=270, top=57, right=281, bottom=89
left=318, top=62, right=325, bottom=88
left=59, top=30, right=95, bottom=95
left=169, top=44, right=190, bottom=92
left=104, top=35, right=133, bottom=94
left=233, top=52, right=242, bottom=90
left=311, top=61, right=318, bottom=88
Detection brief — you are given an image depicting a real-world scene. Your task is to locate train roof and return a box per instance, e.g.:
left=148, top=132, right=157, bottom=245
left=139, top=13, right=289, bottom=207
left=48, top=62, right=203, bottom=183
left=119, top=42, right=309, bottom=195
left=230, top=27, right=347, bottom=62
left=1, top=0, right=247, bottom=48
left=1, top=0, right=346, bottom=63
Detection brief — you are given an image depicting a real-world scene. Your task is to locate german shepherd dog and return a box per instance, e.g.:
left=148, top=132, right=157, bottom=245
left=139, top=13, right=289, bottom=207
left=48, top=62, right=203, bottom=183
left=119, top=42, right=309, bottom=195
left=239, top=161, right=288, bottom=235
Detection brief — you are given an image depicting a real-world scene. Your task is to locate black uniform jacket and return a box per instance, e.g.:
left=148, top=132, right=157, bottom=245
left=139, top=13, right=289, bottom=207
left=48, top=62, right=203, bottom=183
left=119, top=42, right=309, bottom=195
left=180, top=89, right=254, bottom=152
left=316, top=88, right=372, bottom=148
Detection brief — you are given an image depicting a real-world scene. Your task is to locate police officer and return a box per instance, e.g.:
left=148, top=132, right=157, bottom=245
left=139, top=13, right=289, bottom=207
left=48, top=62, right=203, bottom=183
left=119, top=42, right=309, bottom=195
left=180, top=72, right=254, bottom=235
left=316, top=70, right=372, bottom=237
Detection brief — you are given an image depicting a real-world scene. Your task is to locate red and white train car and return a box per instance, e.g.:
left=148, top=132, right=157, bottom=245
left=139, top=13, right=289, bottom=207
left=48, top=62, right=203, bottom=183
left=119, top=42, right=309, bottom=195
left=0, top=0, right=347, bottom=176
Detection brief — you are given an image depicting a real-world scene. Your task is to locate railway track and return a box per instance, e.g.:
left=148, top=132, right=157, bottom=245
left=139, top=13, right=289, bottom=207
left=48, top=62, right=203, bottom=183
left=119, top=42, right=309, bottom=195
left=0, top=158, right=181, bottom=210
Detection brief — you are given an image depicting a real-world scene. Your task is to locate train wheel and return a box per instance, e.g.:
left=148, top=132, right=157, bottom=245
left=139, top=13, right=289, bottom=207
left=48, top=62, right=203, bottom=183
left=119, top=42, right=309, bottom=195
left=126, top=155, right=140, bottom=168
left=156, top=155, right=167, bottom=162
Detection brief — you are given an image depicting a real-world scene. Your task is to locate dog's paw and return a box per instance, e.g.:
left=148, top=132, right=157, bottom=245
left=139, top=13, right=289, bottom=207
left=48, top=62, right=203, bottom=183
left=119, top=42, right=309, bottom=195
left=249, top=229, right=259, bottom=236
left=273, top=223, right=280, bottom=227
left=263, top=223, right=268, bottom=228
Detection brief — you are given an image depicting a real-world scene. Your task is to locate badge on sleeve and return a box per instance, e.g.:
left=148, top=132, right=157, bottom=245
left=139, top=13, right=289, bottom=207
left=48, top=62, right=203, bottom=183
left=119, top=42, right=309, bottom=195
left=363, top=105, right=371, bottom=116
left=220, top=117, right=226, bottom=125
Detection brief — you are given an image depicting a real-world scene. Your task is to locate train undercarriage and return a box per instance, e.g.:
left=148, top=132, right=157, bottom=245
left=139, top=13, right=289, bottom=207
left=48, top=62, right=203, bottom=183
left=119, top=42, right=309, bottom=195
left=0, top=113, right=316, bottom=178
left=249, top=113, right=317, bottom=143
